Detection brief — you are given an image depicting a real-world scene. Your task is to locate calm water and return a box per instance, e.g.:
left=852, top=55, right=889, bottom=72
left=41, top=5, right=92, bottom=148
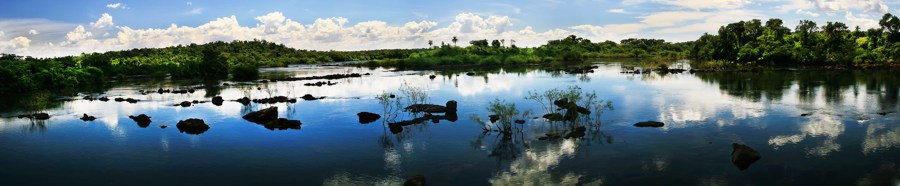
left=1, top=62, right=899, bottom=185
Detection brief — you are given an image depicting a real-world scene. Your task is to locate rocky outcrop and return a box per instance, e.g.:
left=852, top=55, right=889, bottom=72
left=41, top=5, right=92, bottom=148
left=357, top=112, right=381, bottom=124
left=633, top=121, right=664, bottom=127
left=731, top=143, right=761, bottom=170
left=242, top=107, right=279, bottom=124
left=303, top=81, right=338, bottom=86
left=405, top=100, right=458, bottom=113
left=212, top=96, right=224, bottom=106
left=176, top=118, right=209, bottom=135
left=301, top=94, right=324, bottom=101
left=129, top=114, right=152, bottom=128
left=236, top=97, right=251, bottom=105
left=252, top=96, right=297, bottom=104
left=80, top=114, right=96, bottom=121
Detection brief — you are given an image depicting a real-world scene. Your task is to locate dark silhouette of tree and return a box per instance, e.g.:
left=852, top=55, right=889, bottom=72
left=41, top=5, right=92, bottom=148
left=452, top=36, right=459, bottom=46
left=428, top=40, right=433, bottom=48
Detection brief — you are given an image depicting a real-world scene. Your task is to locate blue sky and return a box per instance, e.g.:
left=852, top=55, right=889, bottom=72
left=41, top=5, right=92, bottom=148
left=0, top=0, right=898, bottom=57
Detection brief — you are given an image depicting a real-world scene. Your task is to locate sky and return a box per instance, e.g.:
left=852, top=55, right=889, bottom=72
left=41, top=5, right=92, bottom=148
left=0, top=0, right=898, bottom=57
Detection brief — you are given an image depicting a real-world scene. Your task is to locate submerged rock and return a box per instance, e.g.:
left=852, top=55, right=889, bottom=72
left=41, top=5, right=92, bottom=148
left=731, top=143, right=761, bottom=170
left=243, top=107, right=279, bottom=124
left=263, top=118, right=302, bottom=130
left=357, top=112, right=381, bottom=124
left=212, top=96, right=224, bottom=106
left=176, top=118, right=209, bottom=135
left=634, top=121, right=664, bottom=127
left=388, top=123, right=403, bottom=134
left=404, top=174, right=426, bottom=186
left=179, top=101, right=192, bottom=107
left=80, top=114, right=96, bottom=121
left=129, top=114, right=152, bottom=128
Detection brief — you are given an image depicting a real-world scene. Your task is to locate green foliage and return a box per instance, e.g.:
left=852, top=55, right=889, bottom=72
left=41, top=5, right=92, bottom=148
left=691, top=13, right=900, bottom=66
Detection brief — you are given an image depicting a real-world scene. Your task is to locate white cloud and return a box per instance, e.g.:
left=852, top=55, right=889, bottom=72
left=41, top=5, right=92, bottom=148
left=89, top=13, right=114, bottom=29
left=65, top=25, right=92, bottom=42
left=106, top=3, right=127, bottom=9
left=607, top=9, right=626, bottom=13
left=845, top=11, right=879, bottom=29
left=782, top=0, right=888, bottom=13
left=656, top=0, right=751, bottom=10
left=28, top=29, right=39, bottom=35
left=795, top=9, right=821, bottom=17
left=185, top=8, right=204, bottom=15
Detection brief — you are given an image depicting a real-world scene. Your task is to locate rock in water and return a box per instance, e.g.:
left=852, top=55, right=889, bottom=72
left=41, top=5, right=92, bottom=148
left=388, top=123, right=403, bottom=134
left=634, top=121, right=664, bottom=127
left=129, top=114, right=152, bottom=128
left=564, top=126, right=587, bottom=139
left=404, top=174, right=425, bottom=186
left=264, top=118, right=301, bottom=130
left=542, top=113, right=564, bottom=122
left=242, top=107, right=278, bottom=124
left=357, top=112, right=381, bottom=124
left=32, top=113, right=51, bottom=120
left=176, top=118, right=209, bottom=135
left=212, top=96, right=224, bottom=106
left=236, top=97, right=251, bottom=105
left=80, top=114, right=96, bottom=121
left=179, top=101, right=192, bottom=107
left=731, top=143, right=761, bottom=170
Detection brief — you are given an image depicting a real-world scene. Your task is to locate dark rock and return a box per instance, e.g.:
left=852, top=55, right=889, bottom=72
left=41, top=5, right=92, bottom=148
left=263, top=118, right=302, bottom=130
left=192, top=100, right=199, bottom=104
left=466, top=72, right=475, bottom=76
left=514, top=120, right=525, bottom=124
left=243, top=107, right=279, bottom=124
left=271, top=73, right=364, bottom=82
left=878, top=111, right=893, bottom=116
left=428, top=75, right=436, bottom=79
left=543, top=113, right=564, bottom=121
left=80, top=114, right=96, bottom=121
left=800, top=113, right=812, bottom=117
left=389, top=94, right=396, bottom=98
left=731, top=143, right=761, bottom=170
left=404, top=174, right=426, bottom=186
left=176, top=118, right=209, bottom=135
left=405, top=100, right=457, bottom=113
left=114, top=97, right=125, bottom=102
left=125, top=98, right=139, bottom=103
left=488, top=115, right=500, bottom=123
left=236, top=97, right=251, bottom=105
left=129, top=114, right=152, bottom=128
left=83, top=96, right=94, bottom=100
left=212, top=96, right=224, bottom=106
left=179, top=101, right=192, bottom=107
left=160, top=125, right=168, bottom=129
left=634, top=121, right=664, bottom=127
left=98, top=97, right=109, bottom=101
left=301, top=94, right=322, bottom=101
left=17, top=114, right=31, bottom=119
left=32, top=113, right=50, bottom=120
left=357, top=112, right=381, bottom=124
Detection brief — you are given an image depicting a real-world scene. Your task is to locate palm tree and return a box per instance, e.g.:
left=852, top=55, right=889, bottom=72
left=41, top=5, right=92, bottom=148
left=452, top=36, right=458, bottom=46
left=501, top=39, right=506, bottom=47
left=428, top=40, right=433, bottom=48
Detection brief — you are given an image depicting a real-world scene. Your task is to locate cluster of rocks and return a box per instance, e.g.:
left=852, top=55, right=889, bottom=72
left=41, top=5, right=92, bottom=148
left=252, top=96, right=298, bottom=104
left=272, top=73, right=369, bottom=82
left=113, top=97, right=140, bottom=103
left=174, top=100, right=207, bottom=107
left=303, top=81, right=338, bottom=86
left=17, top=113, right=50, bottom=120
left=404, top=100, right=457, bottom=113
left=140, top=88, right=196, bottom=95
left=129, top=114, right=152, bottom=128
left=80, top=114, right=96, bottom=121
left=541, top=98, right=590, bottom=122
left=82, top=96, right=111, bottom=102
left=242, top=107, right=302, bottom=130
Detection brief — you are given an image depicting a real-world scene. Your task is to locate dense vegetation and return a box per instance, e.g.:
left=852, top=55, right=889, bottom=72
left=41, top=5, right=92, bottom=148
left=691, top=13, right=900, bottom=66
left=0, top=40, right=424, bottom=95
left=366, top=35, right=691, bottom=68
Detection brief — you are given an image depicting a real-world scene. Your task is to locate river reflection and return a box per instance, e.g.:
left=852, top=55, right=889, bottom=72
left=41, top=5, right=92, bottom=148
left=0, top=62, right=898, bottom=185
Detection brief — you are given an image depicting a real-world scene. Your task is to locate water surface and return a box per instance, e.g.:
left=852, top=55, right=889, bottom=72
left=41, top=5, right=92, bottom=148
left=1, top=62, right=899, bottom=185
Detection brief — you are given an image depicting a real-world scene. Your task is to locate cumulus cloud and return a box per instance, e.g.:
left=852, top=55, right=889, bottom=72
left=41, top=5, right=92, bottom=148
left=89, top=13, right=114, bottom=29
left=795, top=9, right=821, bottom=17
left=845, top=11, right=880, bottom=29
left=28, top=29, right=39, bottom=35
